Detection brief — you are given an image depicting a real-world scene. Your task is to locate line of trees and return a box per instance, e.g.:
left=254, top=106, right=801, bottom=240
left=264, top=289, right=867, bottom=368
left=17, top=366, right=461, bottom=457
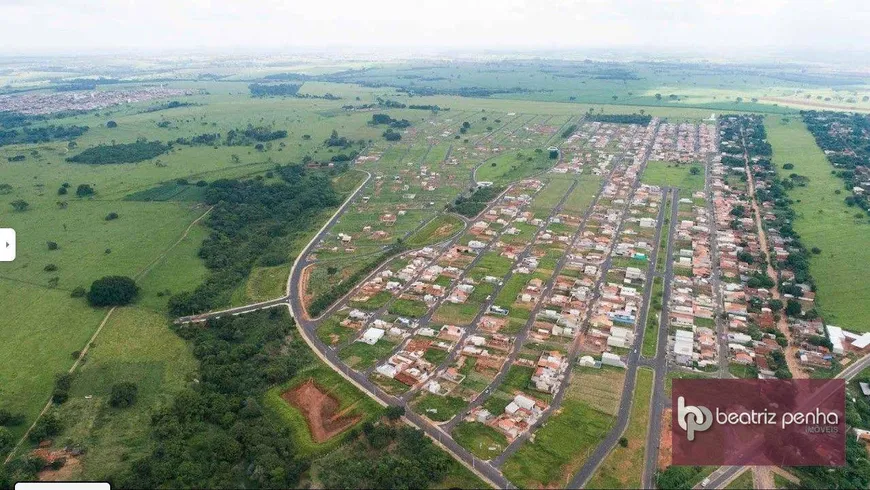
left=0, top=124, right=89, bottom=147
left=248, top=83, right=302, bottom=97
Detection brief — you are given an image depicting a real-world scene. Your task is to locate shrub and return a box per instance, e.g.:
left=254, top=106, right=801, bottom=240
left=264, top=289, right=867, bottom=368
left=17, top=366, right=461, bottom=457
left=70, top=287, right=86, bottom=298
left=109, top=382, right=138, bottom=408
left=44, top=264, right=58, bottom=272
left=76, top=184, right=95, bottom=197
left=51, top=373, right=73, bottom=404
left=105, top=212, right=119, bottom=221
left=28, top=412, right=62, bottom=443
left=46, top=241, right=59, bottom=251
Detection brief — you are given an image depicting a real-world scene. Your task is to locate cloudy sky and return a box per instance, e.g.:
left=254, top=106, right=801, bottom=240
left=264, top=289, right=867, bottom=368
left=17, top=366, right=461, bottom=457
left=1, top=0, right=867, bottom=55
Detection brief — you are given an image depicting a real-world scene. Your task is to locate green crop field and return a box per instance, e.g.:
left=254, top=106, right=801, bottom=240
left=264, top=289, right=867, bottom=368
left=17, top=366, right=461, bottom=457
left=765, top=116, right=870, bottom=330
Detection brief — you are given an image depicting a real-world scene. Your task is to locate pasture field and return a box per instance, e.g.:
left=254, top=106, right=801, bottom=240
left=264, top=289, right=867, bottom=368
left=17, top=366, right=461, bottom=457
left=640, top=161, right=705, bottom=192
left=765, top=116, right=870, bottom=330
left=586, top=368, right=654, bottom=489
left=38, top=306, right=197, bottom=479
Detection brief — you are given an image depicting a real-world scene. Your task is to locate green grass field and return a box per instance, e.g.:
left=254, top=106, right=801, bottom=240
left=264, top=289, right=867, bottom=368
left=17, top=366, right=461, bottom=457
left=641, top=161, right=705, bottom=192
left=586, top=368, right=653, bottom=488
left=765, top=116, right=870, bottom=330
left=452, top=421, right=508, bottom=460
left=39, top=306, right=197, bottom=478
left=406, top=214, right=465, bottom=248
left=502, top=398, right=614, bottom=487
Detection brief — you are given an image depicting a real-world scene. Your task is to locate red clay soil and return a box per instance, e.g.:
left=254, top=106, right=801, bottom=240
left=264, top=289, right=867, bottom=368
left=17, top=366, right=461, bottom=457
left=32, top=448, right=81, bottom=481
left=658, top=409, right=673, bottom=470
left=282, top=379, right=361, bottom=443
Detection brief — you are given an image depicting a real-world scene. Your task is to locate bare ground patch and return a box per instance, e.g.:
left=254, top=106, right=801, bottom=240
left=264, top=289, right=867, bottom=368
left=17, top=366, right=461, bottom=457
left=281, top=379, right=361, bottom=443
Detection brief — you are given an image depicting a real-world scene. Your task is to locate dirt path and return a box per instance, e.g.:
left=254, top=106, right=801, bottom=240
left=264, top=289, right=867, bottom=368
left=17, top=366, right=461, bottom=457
left=743, top=143, right=806, bottom=379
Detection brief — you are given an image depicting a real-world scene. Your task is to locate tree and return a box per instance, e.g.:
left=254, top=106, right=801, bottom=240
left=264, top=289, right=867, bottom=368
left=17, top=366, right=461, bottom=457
left=46, top=241, right=59, bottom=251
left=618, top=437, right=628, bottom=447
left=0, top=427, right=13, bottom=454
left=655, top=93, right=662, bottom=100
left=28, top=412, right=62, bottom=443
left=0, top=410, right=25, bottom=427
left=105, top=212, right=119, bottom=221
left=106, top=120, right=118, bottom=128
left=109, top=382, right=138, bottom=408
left=385, top=405, right=405, bottom=421
left=785, top=299, right=802, bottom=317
left=57, top=186, right=68, bottom=196
left=76, top=184, right=95, bottom=197
left=689, top=166, right=701, bottom=175
left=768, top=299, right=784, bottom=312
left=10, top=199, right=28, bottom=212
left=87, top=276, right=139, bottom=307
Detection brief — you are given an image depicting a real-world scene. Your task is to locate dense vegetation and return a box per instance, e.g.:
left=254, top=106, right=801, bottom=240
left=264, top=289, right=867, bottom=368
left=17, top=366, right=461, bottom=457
left=0, top=124, right=88, bottom=147
left=121, top=310, right=312, bottom=488
left=168, top=165, right=341, bottom=316
left=66, top=140, right=169, bottom=164
left=248, top=83, right=302, bottom=97
left=448, top=185, right=505, bottom=217
left=225, top=126, right=288, bottom=145
left=587, top=113, right=651, bottom=125
left=316, top=423, right=455, bottom=488
left=87, top=275, right=140, bottom=307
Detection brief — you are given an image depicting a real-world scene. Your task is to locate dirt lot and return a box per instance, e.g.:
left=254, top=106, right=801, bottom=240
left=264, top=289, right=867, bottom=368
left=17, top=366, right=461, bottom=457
left=33, top=448, right=82, bottom=481
left=658, top=409, right=672, bottom=469
left=282, top=379, right=361, bottom=443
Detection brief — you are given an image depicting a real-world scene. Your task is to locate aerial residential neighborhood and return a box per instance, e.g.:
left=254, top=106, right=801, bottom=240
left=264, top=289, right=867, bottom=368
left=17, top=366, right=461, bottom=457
left=1, top=1, right=869, bottom=489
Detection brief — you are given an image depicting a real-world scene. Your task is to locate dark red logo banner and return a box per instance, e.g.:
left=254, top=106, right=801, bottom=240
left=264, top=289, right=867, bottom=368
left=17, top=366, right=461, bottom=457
left=672, top=379, right=845, bottom=466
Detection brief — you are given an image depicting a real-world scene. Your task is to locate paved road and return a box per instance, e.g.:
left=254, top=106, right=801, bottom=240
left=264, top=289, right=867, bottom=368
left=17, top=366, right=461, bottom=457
left=566, top=143, right=670, bottom=488
left=641, top=188, right=680, bottom=488
left=487, top=152, right=637, bottom=466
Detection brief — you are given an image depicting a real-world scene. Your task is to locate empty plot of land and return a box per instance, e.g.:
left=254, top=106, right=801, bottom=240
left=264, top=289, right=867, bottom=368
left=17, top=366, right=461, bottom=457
left=641, top=160, right=704, bottom=192
left=281, top=379, right=362, bottom=443
left=566, top=366, right=626, bottom=416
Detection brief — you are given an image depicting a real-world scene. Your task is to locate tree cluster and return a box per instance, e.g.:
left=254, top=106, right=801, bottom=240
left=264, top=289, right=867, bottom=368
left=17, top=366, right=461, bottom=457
left=66, top=139, right=169, bottom=165
left=169, top=165, right=341, bottom=316
left=121, top=310, right=312, bottom=489
left=0, top=124, right=89, bottom=147
left=248, top=83, right=302, bottom=97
